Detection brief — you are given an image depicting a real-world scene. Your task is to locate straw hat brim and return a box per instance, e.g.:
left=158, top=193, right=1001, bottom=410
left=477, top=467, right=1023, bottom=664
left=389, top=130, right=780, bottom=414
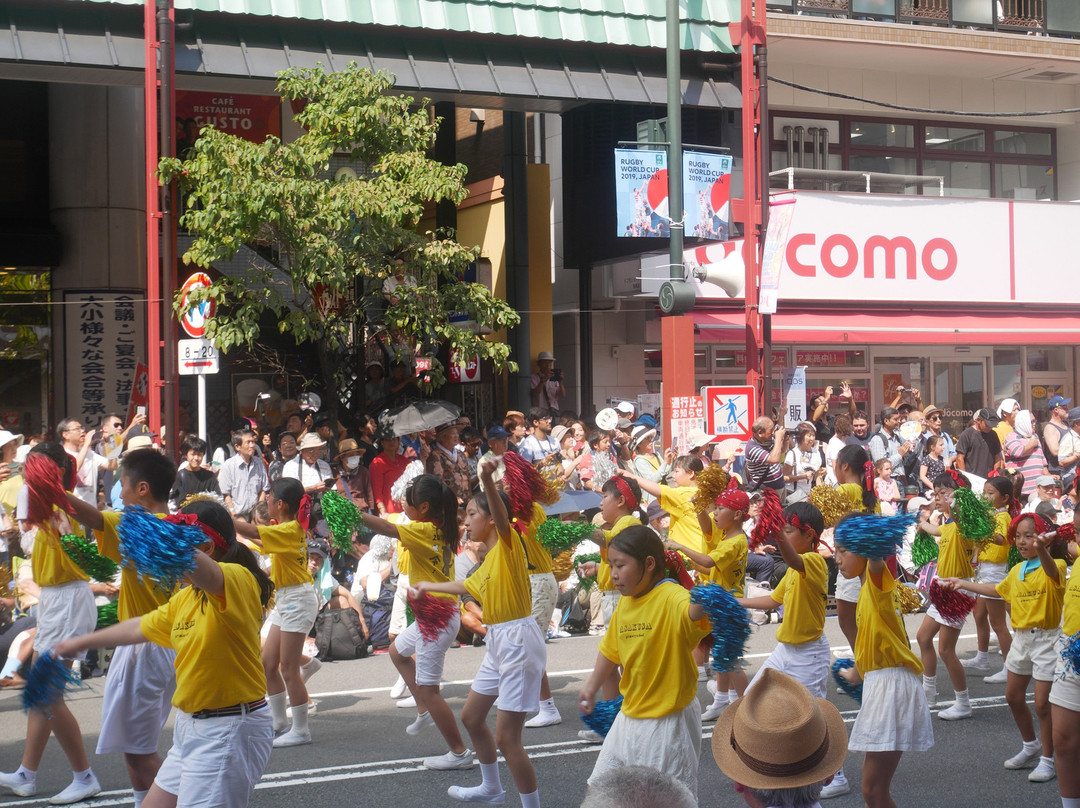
left=712, top=690, right=848, bottom=790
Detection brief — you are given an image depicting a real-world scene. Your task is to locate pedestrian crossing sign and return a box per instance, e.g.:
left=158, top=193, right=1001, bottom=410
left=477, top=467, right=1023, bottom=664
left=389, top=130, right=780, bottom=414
left=702, top=385, right=755, bottom=441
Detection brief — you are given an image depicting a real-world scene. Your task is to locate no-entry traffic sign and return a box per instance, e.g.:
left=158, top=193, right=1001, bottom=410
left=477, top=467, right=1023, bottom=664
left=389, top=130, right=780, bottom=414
left=702, top=385, right=755, bottom=441
left=179, top=272, right=216, bottom=338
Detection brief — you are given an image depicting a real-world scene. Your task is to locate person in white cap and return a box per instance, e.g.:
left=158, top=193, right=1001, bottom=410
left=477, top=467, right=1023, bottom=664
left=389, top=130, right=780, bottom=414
left=995, top=398, right=1021, bottom=446
left=530, top=351, right=564, bottom=412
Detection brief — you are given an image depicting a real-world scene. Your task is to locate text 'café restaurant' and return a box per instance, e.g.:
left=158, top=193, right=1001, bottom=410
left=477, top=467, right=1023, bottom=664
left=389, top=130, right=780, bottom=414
left=641, top=191, right=1080, bottom=437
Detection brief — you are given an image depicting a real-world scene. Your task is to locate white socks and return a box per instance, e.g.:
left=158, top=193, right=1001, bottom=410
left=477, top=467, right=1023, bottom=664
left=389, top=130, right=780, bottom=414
left=923, top=674, right=937, bottom=705
left=727, top=689, right=738, bottom=701
left=268, top=691, right=288, bottom=732
left=1061, top=797, right=1080, bottom=807
left=479, top=761, right=503, bottom=795
left=971, top=650, right=988, bottom=665
left=521, top=790, right=541, bottom=808
left=290, top=702, right=310, bottom=735
left=15, top=766, right=36, bottom=784
left=538, top=697, right=557, bottom=714
left=133, top=788, right=149, bottom=808
left=954, top=689, right=970, bottom=709
left=1022, top=739, right=1041, bottom=755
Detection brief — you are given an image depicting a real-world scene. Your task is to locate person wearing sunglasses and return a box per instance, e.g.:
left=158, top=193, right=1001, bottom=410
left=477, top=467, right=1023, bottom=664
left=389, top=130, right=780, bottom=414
left=921, top=404, right=956, bottom=469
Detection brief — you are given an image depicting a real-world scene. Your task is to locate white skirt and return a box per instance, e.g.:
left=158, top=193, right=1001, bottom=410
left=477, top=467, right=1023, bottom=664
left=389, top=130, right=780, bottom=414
left=850, top=667, right=934, bottom=753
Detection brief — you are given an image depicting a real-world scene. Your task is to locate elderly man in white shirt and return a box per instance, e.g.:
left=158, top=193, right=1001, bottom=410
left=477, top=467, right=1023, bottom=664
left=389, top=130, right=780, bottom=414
left=281, top=433, right=334, bottom=495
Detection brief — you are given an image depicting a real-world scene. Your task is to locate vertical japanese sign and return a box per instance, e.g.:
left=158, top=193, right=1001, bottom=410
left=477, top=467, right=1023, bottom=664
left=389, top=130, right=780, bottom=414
left=759, top=191, right=797, bottom=315
left=64, top=291, right=145, bottom=425
left=667, top=395, right=704, bottom=452
left=781, top=366, right=808, bottom=429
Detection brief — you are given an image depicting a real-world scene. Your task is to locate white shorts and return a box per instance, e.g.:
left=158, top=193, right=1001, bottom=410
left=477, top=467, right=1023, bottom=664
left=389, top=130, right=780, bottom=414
left=1050, top=635, right=1080, bottom=712
left=589, top=700, right=702, bottom=800
left=926, top=578, right=972, bottom=630
left=155, top=707, right=273, bottom=808
left=1006, top=626, right=1059, bottom=681
left=97, top=642, right=177, bottom=755
left=529, top=572, right=559, bottom=633
left=835, top=571, right=861, bottom=604
left=600, top=590, right=621, bottom=625
left=34, top=581, right=96, bottom=659
left=974, top=562, right=1008, bottom=600
left=392, top=608, right=461, bottom=686
left=389, top=574, right=410, bottom=636
left=471, top=615, right=546, bottom=714
left=268, top=583, right=318, bottom=634
left=749, top=634, right=830, bottom=699
left=850, top=667, right=934, bottom=752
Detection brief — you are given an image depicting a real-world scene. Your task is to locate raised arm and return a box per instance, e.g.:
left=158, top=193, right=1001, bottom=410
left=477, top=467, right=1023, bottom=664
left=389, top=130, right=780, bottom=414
left=358, top=512, right=403, bottom=540
left=186, top=547, right=226, bottom=597
left=65, top=492, right=104, bottom=532
left=480, top=460, right=512, bottom=542
left=665, top=537, right=715, bottom=570
left=54, top=616, right=147, bottom=659
left=776, top=530, right=805, bottom=574
left=620, top=468, right=661, bottom=498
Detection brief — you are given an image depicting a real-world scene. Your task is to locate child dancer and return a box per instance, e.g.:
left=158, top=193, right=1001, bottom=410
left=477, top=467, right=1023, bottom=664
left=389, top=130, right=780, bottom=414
left=874, top=459, right=901, bottom=517
left=623, top=455, right=705, bottom=553
left=960, top=476, right=1016, bottom=684
left=667, top=487, right=749, bottom=720
left=833, top=445, right=880, bottom=653
left=579, top=525, right=711, bottom=799
left=1051, top=519, right=1080, bottom=808
left=834, top=517, right=934, bottom=808
left=738, top=501, right=848, bottom=797
left=0, top=443, right=101, bottom=804
left=56, top=499, right=275, bottom=808
left=234, top=477, right=318, bottom=747
left=517, top=501, right=564, bottom=729
left=412, top=460, right=546, bottom=808
left=916, top=470, right=975, bottom=720
left=358, top=475, right=472, bottom=771
left=942, top=512, right=1067, bottom=784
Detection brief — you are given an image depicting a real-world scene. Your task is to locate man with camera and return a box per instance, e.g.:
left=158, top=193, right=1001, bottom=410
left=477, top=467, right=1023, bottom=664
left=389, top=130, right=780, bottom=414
left=531, top=350, right=565, bottom=412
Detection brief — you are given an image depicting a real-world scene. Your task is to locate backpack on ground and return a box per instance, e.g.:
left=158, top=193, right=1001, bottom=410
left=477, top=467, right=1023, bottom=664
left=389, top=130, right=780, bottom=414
left=361, top=581, right=395, bottom=651
left=314, top=605, right=369, bottom=661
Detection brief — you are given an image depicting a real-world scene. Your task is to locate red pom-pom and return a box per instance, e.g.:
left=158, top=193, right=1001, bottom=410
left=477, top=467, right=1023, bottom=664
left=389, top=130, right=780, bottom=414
left=750, top=489, right=784, bottom=550
left=407, top=592, right=459, bottom=642
left=24, top=454, right=76, bottom=527
left=664, top=550, right=694, bottom=590
left=1055, top=522, right=1075, bottom=544
left=502, top=451, right=559, bottom=520
left=929, top=579, right=976, bottom=623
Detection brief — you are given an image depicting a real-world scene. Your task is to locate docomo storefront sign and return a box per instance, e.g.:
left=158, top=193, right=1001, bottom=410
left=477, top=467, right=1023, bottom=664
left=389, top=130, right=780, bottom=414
left=668, top=191, right=1080, bottom=305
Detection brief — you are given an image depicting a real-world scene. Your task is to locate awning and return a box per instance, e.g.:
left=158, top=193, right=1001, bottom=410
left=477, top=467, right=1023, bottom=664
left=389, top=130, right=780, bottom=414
left=693, top=307, right=1080, bottom=346
left=0, top=4, right=740, bottom=111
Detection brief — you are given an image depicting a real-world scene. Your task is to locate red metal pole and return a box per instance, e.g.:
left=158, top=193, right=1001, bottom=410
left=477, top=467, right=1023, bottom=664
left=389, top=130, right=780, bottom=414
left=144, top=0, right=162, bottom=438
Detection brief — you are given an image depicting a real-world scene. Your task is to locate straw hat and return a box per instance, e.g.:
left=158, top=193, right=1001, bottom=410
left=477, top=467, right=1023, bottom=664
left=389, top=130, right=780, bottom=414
left=712, top=668, right=848, bottom=789
left=335, top=438, right=361, bottom=460
left=298, top=433, right=327, bottom=451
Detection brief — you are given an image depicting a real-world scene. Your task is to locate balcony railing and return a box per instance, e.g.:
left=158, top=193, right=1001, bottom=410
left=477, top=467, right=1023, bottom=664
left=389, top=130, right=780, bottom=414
left=766, top=0, right=1080, bottom=37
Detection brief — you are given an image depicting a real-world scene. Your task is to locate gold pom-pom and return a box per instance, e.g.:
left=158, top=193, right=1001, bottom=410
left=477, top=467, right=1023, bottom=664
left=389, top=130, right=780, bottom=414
left=691, top=465, right=730, bottom=514
left=551, top=549, right=576, bottom=582
left=808, top=486, right=857, bottom=528
left=894, top=583, right=924, bottom=615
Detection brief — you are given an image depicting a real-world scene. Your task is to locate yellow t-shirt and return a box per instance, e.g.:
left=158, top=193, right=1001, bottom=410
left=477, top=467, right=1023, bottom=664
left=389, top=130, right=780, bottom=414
left=660, top=485, right=704, bottom=554
left=140, top=563, right=267, bottom=713
left=396, top=520, right=456, bottom=601
left=708, top=528, right=748, bottom=597
left=838, top=482, right=879, bottom=515
left=936, top=522, right=974, bottom=580
left=854, top=568, right=923, bottom=675
left=101, top=510, right=173, bottom=621
left=770, top=552, right=828, bottom=645
left=463, top=528, right=531, bottom=625
left=996, top=558, right=1067, bottom=630
left=598, top=514, right=641, bottom=592
left=599, top=580, right=710, bottom=718
left=516, top=503, right=554, bottom=576
left=32, top=515, right=91, bottom=588
left=0, top=473, right=21, bottom=514
left=1063, top=558, right=1080, bottom=636
left=978, top=510, right=1011, bottom=565
left=257, top=521, right=312, bottom=588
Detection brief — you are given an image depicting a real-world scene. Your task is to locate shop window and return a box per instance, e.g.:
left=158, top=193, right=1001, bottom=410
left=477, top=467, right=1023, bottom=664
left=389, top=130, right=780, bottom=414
left=924, top=127, right=986, bottom=152
left=644, top=347, right=663, bottom=371
left=922, top=160, right=991, bottom=198
left=1028, top=347, right=1070, bottom=373
left=850, top=121, right=914, bottom=149
left=993, top=348, right=1023, bottom=404
left=994, top=130, right=1052, bottom=156
left=995, top=163, right=1054, bottom=201
left=714, top=348, right=788, bottom=372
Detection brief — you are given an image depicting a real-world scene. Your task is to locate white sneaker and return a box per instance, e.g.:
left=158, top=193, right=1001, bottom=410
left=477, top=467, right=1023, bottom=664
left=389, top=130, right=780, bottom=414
left=0, top=771, right=37, bottom=798
left=273, top=729, right=313, bottom=747
left=984, top=669, right=1009, bottom=684
left=300, top=657, right=322, bottom=683
left=390, top=675, right=407, bottom=699
left=819, top=778, right=850, bottom=799
left=938, top=702, right=973, bottom=721
left=286, top=700, right=316, bottom=719
left=424, top=750, right=475, bottom=771
left=406, top=711, right=436, bottom=736
left=578, top=729, right=604, bottom=743
left=1003, top=746, right=1041, bottom=769
left=447, top=784, right=506, bottom=804
left=396, top=695, right=417, bottom=708
left=1029, top=758, right=1056, bottom=783
left=960, top=656, right=990, bottom=675
left=48, top=775, right=101, bottom=805
left=524, top=710, right=562, bottom=728
left=701, top=699, right=729, bottom=722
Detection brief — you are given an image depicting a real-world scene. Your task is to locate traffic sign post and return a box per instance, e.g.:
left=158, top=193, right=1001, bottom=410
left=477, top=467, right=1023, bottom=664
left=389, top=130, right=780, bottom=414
left=179, top=272, right=216, bottom=339
left=702, top=385, right=755, bottom=441
left=178, top=336, right=219, bottom=449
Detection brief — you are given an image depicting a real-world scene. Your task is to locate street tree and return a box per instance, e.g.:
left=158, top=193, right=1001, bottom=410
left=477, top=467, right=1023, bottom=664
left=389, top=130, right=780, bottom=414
left=159, top=63, right=520, bottom=419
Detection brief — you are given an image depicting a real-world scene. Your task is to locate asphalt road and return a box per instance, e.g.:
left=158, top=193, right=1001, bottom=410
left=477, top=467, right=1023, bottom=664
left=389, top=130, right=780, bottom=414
left=0, top=614, right=1061, bottom=808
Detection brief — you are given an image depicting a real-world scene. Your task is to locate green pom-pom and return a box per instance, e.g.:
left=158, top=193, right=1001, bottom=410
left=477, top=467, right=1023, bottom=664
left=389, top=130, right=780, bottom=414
left=321, top=491, right=370, bottom=554
left=1007, top=543, right=1024, bottom=570
left=911, top=530, right=939, bottom=569
left=951, top=488, right=995, bottom=541
left=60, top=534, right=119, bottom=583
left=538, top=520, right=595, bottom=556
left=573, top=552, right=601, bottom=591
left=96, top=601, right=118, bottom=629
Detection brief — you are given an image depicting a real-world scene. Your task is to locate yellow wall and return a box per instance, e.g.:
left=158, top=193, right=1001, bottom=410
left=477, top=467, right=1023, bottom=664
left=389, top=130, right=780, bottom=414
left=526, top=163, right=553, bottom=366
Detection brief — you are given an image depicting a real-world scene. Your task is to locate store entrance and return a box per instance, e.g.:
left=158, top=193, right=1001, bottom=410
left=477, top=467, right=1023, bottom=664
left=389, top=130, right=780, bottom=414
left=932, top=357, right=990, bottom=438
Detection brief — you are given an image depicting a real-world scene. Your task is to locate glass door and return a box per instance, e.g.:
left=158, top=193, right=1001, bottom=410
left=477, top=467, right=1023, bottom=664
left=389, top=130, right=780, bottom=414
left=932, top=359, right=988, bottom=438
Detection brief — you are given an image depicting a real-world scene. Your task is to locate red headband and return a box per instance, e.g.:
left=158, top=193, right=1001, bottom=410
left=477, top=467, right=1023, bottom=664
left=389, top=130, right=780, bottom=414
left=786, top=513, right=819, bottom=541
left=1007, top=512, right=1052, bottom=544
left=863, top=460, right=874, bottom=494
left=716, top=488, right=749, bottom=513
left=166, top=512, right=229, bottom=551
left=614, top=477, right=639, bottom=511
left=946, top=469, right=970, bottom=489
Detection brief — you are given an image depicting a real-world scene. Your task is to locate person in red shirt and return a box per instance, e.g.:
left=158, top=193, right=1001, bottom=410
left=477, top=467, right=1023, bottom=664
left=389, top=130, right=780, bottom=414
left=369, top=431, right=412, bottom=516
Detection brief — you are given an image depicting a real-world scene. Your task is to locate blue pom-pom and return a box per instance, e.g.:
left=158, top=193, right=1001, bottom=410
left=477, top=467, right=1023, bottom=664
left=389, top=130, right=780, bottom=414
left=1062, top=631, right=1080, bottom=677
left=832, top=658, right=862, bottom=704
left=834, top=512, right=918, bottom=560
left=689, top=583, right=752, bottom=674
left=582, top=695, right=623, bottom=738
left=116, top=506, right=202, bottom=591
left=22, top=652, right=83, bottom=713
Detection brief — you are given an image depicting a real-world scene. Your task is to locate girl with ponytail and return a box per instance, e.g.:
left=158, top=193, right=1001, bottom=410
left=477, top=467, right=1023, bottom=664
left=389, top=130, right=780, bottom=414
left=234, top=477, right=319, bottom=747
left=831, top=444, right=881, bottom=652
